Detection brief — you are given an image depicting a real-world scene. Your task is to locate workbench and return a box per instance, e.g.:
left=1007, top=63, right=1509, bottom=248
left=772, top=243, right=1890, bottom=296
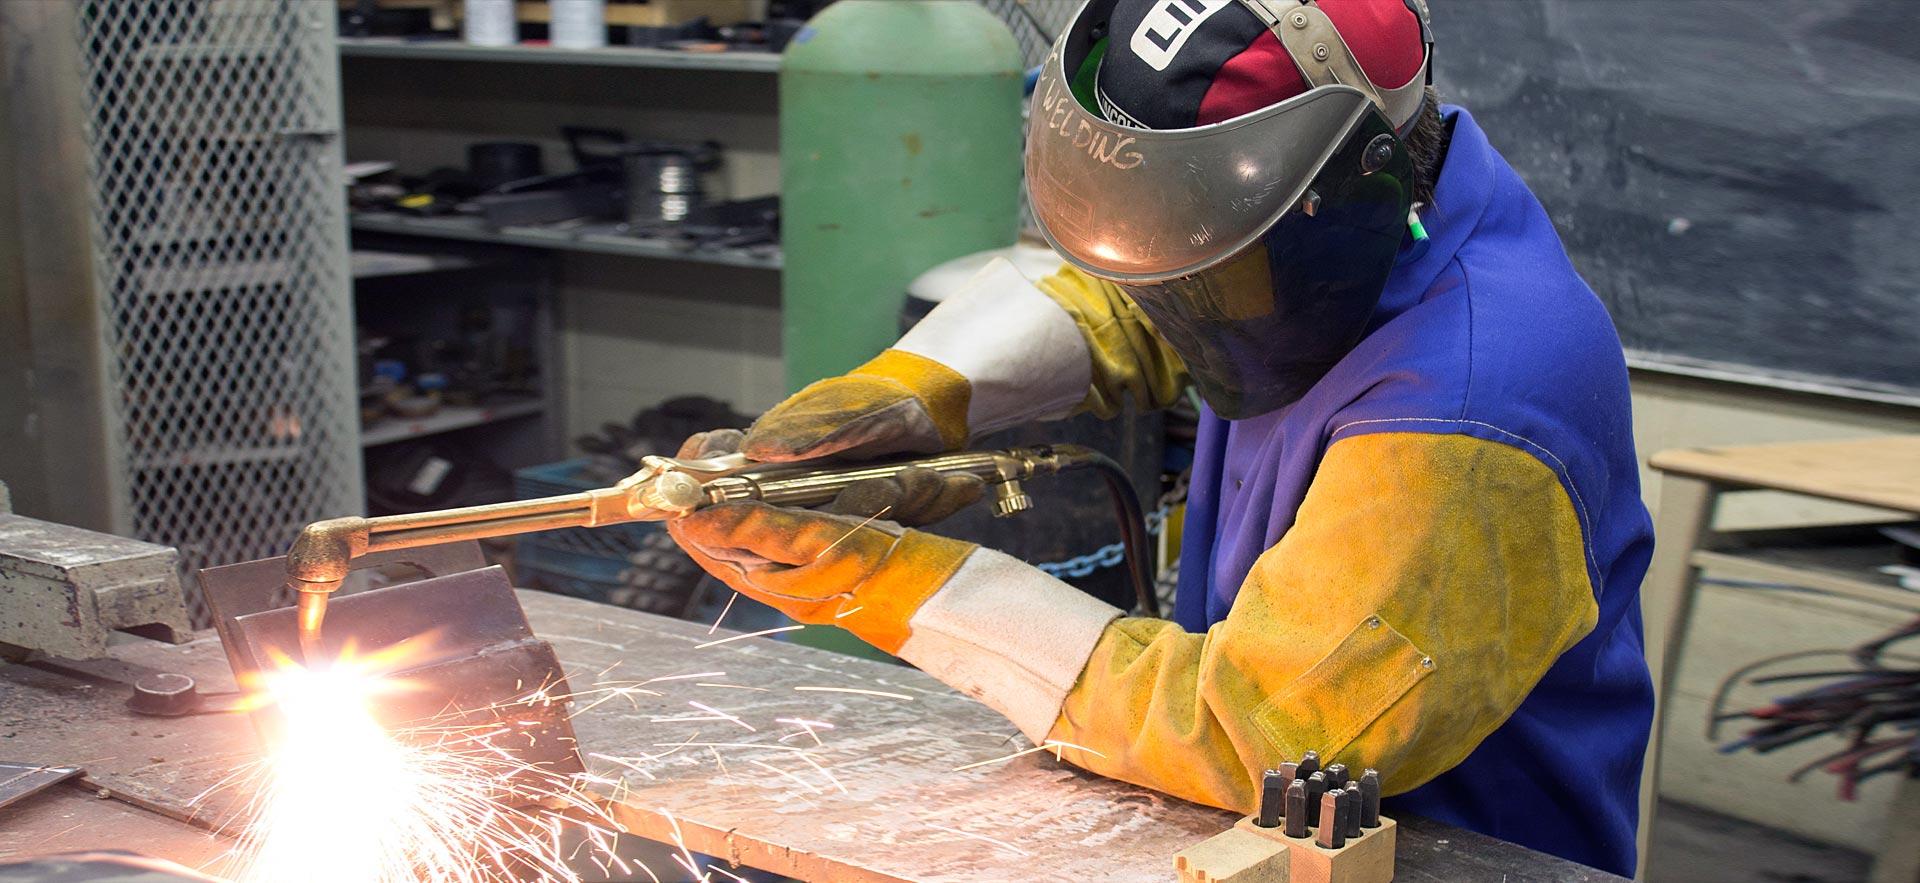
left=1641, top=435, right=1920, bottom=883
left=2, top=589, right=1625, bottom=881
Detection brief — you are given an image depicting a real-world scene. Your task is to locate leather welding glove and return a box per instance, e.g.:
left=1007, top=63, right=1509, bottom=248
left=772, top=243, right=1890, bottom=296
left=669, top=502, right=1122, bottom=668
left=736, top=258, right=1189, bottom=464
left=675, top=431, right=1600, bottom=816
left=676, top=430, right=983, bottom=528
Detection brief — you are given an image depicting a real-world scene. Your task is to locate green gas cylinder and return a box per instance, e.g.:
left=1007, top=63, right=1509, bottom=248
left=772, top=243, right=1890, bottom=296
left=779, top=0, right=1025, bottom=393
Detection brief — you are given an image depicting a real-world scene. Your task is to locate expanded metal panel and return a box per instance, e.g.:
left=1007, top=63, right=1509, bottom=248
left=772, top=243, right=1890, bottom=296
left=981, top=0, right=1078, bottom=67
left=76, top=0, right=362, bottom=624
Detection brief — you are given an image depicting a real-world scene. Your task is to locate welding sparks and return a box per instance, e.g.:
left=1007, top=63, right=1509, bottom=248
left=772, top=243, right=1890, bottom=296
left=202, top=647, right=619, bottom=883
left=694, top=625, right=804, bottom=649
left=707, top=592, right=740, bottom=634
left=792, top=685, right=914, bottom=701
left=813, top=504, right=892, bottom=559
left=952, top=739, right=1109, bottom=772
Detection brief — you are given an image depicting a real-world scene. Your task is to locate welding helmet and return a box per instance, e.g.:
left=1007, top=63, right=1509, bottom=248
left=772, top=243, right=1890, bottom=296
left=1027, top=0, right=1434, bottom=419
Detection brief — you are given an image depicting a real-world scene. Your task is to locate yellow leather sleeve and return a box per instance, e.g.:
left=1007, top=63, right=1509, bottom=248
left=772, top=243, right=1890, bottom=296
left=1034, top=265, right=1189, bottom=417
left=1048, top=431, right=1600, bottom=811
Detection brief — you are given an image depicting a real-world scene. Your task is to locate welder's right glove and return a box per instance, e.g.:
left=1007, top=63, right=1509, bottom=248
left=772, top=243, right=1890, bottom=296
left=737, top=257, right=1190, bottom=463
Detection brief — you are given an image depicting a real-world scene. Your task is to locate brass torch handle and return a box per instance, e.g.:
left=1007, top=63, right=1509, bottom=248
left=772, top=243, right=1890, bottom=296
left=699, top=445, right=1101, bottom=517
left=287, top=443, right=1110, bottom=660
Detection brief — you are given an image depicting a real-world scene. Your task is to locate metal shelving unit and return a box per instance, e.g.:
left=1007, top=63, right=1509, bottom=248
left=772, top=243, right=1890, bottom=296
left=350, top=212, right=781, bottom=270
left=361, top=398, right=547, bottom=448
left=338, top=37, right=780, bottom=72
left=0, top=1, right=364, bottom=627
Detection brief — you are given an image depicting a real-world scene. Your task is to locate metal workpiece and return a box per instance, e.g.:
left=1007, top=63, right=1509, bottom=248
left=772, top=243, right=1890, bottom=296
left=0, top=763, right=82, bottom=813
left=1360, top=769, right=1382, bottom=828
left=125, top=673, right=240, bottom=718
left=238, top=566, right=584, bottom=785
left=283, top=444, right=1125, bottom=657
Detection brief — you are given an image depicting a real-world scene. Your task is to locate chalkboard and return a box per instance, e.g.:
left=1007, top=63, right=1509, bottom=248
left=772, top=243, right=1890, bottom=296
left=1431, top=0, right=1920, bottom=405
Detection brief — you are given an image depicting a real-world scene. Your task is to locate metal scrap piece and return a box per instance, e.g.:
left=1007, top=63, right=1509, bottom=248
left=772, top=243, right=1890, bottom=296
left=0, top=762, right=82, bottom=812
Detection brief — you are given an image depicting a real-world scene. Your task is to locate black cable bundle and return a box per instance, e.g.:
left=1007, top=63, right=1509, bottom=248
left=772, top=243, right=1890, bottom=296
left=1712, top=615, right=1920, bottom=800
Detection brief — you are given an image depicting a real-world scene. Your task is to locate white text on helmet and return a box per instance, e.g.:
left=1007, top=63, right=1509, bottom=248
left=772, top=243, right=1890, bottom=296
left=1039, top=79, right=1146, bottom=171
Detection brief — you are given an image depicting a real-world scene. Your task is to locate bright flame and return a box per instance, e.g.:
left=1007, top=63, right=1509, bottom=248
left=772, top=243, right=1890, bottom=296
left=206, top=647, right=617, bottom=883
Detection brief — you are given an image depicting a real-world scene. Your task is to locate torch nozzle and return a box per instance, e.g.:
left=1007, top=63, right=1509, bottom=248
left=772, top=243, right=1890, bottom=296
left=295, top=590, right=329, bottom=666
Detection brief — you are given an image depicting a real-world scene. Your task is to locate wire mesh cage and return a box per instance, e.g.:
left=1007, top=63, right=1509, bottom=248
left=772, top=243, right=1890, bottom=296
left=75, top=0, right=362, bottom=625
left=980, top=0, right=1077, bottom=68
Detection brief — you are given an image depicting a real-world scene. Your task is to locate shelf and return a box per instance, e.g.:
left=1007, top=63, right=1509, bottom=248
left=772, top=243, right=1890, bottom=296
left=362, top=398, right=546, bottom=447
left=351, top=248, right=483, bottom=279
left=350, top=212, right=781, bottom=270
left=129, top=258, right=299, bottom=296
left=1695, top=525, right=1920, bottom=613
left=338, top=37, right=781, bottom=73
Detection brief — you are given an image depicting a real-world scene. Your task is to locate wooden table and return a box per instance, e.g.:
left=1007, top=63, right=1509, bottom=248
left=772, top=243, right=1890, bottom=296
left=1641, top=435, right=1920, bottom=883
left=1, top=589, right=1625, bottom=881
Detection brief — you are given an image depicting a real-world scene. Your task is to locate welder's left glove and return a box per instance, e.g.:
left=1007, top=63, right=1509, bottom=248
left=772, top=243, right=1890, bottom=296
left=668, top=501, right=1122, bottom=736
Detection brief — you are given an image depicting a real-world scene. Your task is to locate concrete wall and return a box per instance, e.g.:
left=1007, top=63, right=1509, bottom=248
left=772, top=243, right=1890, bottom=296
left=1631, top=370, right=1920, bottom=851
left=555, top=252, right=782, bottom=438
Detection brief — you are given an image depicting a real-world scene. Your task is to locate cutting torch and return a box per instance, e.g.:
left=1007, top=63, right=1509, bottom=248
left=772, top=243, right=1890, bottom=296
left=285, top=444, right=1154, bottom=663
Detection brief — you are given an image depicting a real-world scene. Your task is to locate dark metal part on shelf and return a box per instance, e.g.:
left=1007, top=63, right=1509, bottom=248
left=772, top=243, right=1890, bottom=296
left=468, top=142, right=544, bottom=191
left=472, top=185, right=623, bottom=227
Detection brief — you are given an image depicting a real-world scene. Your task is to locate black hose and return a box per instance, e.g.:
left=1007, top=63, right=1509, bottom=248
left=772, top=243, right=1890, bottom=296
left=1080, top=451, right=1160, bottom=618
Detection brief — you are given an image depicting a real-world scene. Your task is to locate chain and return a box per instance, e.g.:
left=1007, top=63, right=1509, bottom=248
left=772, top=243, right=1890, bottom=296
left=1035, top=508, right=1167, bottom=580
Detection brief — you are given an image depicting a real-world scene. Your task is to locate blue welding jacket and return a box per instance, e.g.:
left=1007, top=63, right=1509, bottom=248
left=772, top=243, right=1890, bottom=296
left=1170, top=107, right=1655, bottom=876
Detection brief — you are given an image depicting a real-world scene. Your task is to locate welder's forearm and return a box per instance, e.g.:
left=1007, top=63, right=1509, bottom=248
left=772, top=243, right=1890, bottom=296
left=890, top=258, right=1094, bottom=437
left=1049, top=619, right=1262, bottom=811
left=1035, top=266, right=1190, bottom=418
left=1043, top=432, right=1605, bottom=811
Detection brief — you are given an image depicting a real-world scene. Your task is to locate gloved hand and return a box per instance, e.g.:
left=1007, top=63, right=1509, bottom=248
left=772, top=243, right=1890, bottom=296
left=739, top=258, right=1105, bottom=463
left=742, top=350, right=970, bottom=462
left=667, top=501, right=976, bottom=653
left=678, top=429, right=983, bottom=527
left=669, top=498, right=1124, bottom=742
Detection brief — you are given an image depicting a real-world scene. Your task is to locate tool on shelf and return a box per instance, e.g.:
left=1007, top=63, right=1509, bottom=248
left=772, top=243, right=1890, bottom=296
left=286, top=443, right=1156, bottom=664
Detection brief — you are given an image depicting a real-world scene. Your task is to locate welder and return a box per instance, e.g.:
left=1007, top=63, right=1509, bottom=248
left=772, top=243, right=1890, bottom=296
left=669, top=0, right=1654, bottom=874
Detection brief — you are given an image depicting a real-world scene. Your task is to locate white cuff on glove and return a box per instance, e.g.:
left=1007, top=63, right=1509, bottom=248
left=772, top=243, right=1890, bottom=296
left=892, top=257, right=1092, bottom=437
left=894, top=546, right=1122, bottom=742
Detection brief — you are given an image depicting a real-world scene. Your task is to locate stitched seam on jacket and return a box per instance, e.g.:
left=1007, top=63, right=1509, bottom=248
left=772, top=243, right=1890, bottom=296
left=1250, top=615, right=1431, bottom=763
left=1455, top=257, right=1476, bottom=421
left=1326, top=417, right=1600, bottom=579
